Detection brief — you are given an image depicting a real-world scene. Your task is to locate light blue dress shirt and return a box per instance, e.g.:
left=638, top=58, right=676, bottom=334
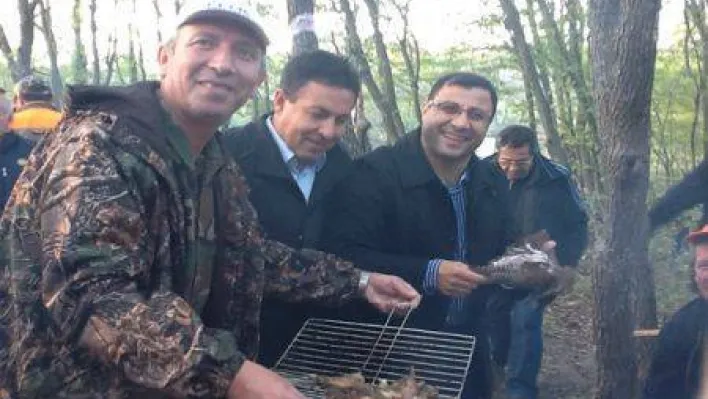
left=266, top=117, right=326, bottom=201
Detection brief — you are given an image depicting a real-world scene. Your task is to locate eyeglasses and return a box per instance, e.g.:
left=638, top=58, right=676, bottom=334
left=497, top=158, right=533, bottom=168
left=428, top=100, right=490, bottom=122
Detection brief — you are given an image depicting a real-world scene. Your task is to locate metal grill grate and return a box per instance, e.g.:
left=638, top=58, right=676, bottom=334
left=274, top=318, right=476, bottom=398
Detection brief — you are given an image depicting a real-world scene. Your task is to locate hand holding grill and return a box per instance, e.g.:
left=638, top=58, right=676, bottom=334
left=363, top=273, right=421, bottom=314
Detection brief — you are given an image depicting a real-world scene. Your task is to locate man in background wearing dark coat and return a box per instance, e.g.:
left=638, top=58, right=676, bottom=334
left=644, top=224, right=708, bottom=398
left=484, top=125, right=588, bottom=399
left=224, top=50, right=359, bottom=367
left=9, top=76, right=62, bottom=143
left=0, top=92, right=33, bottom=211
left=324, top=72, right=512, bottom=399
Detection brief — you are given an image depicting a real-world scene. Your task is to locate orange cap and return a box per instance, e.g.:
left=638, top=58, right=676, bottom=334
left=687, top=224, right=708, bottom=244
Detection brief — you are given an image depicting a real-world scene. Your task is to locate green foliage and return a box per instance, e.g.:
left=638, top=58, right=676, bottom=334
left=649, top=48, right=702, bottom=194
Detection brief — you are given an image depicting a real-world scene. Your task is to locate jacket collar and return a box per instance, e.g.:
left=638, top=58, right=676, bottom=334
left=244, top=114, right=296, bottom=179
left=64, top=81, right=227, bottom=185
left=395, top=128, right=481, bottom=188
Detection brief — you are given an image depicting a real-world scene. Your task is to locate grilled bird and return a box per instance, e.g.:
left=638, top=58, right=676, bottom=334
left=471, top=231, right=572, bottom=296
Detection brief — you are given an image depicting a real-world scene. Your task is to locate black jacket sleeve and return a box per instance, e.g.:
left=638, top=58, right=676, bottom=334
left=556, top=176, right=589, bottom=267
left=322, top=161, right=431, bottom=291
left=649, top=160, right=708, bottom=231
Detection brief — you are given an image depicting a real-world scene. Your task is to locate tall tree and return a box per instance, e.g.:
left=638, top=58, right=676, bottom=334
left=153, top=0, right=164, bottom=45
left=89, top=0, right=100, bottom=84
left=72, top=0, right=89, bottom=84
left=0, top=0, right=40, bottom=81
left=588, top=0, right=660, bottom=398
left=393, top=0, right=422, bottom=126
left=38, top=0, right=63, bottom=101
left=499, top=0, right=570, bottom=166
left=126, top=0, right=139, bottom=84
left=288, top=0, right=318, bottom=55
left=685, top=0, right=708, bottom=158
left=338, top=0, right=405, bottom=142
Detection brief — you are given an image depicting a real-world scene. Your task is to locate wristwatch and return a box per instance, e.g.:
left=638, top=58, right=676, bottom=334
left=358, top=271, right=371, bottom=294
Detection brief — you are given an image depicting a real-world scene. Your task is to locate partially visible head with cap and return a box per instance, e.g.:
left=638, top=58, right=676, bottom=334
left=688, top=224, right=708, bottom=298
left=13, top=76, right=53, bottom=109
left=171, top=0, right=268, bottom=49
left=158, top=0, right=267, bottom=131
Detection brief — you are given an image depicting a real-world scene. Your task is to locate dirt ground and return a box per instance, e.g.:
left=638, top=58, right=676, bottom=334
left=537, top=279, right=596, bottom=399
left=489, top=274, right=596, bottom=399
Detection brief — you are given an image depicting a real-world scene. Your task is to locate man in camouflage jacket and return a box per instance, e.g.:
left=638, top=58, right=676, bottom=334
left=0, top=2, right=420, bottom=398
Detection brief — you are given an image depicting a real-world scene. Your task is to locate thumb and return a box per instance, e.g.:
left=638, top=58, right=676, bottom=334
left=541, top=240, right=556, bottom=252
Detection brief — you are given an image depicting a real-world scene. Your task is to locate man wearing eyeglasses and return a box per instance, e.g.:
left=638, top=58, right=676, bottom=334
left=485, top=124, right=588, bottom=399
left=324, top=72, right=513, bottom=399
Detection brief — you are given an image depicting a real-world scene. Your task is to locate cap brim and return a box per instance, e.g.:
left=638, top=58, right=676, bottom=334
left=180, top=10, right=269, bottom=49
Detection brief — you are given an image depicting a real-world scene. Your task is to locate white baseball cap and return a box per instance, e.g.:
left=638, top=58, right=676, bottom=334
left=173, top=0, right=269, bottom=48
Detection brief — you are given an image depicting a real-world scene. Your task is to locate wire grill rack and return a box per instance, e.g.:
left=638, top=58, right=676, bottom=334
left=273, top=318, right=476, bottom=398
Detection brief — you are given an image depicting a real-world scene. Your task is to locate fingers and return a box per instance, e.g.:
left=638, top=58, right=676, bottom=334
left=438, top=262, right=489, bottom=297
left=541, top=240, right=557, bottom=252
left=366, top=274, right=422, bottom=313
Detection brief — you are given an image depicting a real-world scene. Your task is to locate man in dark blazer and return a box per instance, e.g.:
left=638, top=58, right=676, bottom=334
left=224, top=50, right=360, bottom=367
left=323, top=72, right=513, bottom=399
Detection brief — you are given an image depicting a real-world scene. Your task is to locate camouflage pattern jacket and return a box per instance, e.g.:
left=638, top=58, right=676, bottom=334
left=0, top=82, right=361, bottom=398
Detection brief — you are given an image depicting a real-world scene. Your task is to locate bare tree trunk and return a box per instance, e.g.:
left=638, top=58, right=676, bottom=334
left=153, top=0, right=163, bottom=45
left=39, top=0, right=64, bottom=103
left=127, top=0, right=139, bottom=84
left=137, top=40, right=147, bottom=81
left=288, top=0, right=318, bottom=55
left=14, top=0, right=40, bottom=80
left=524, top=0, right=554, bottom=111
left=394, top=0, right=422, bottom=126
left=521, top=64, right=537, bottom=132
left=537, top=0, right=598, bottom=137
left=341, top=94, right=372, bottom=158
left=500, top=0, right=570, bottom=166
left=72, top=0, right=89, bottom=84
left=338, top=0, right=404, bottom=143
left=89, top=0, right=100, bottom=84
left=103, top=33, right=118, bottom=86
left=588, top=0, right=660, bottom=398
left=685, top=1, right=702, bottom=168
left=686, top=0, right=708, bottom=159
left=361, top=0, right=406, bottom=138
left=0, top=26, right=21, bottom=80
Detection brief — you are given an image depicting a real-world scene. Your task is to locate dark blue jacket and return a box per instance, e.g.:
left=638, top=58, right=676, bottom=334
left=484, top=153, right=588, bottom=266
left=0, top=132, right=34, bottom=212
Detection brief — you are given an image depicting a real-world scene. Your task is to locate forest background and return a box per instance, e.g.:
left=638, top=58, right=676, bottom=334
left=0, top=0, right=698, bottom=397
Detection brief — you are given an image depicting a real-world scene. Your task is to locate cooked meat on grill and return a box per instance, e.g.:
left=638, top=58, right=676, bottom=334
left=316, top=369, right=439, bottom=399
left=316, top=372, right=375, bottom=398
